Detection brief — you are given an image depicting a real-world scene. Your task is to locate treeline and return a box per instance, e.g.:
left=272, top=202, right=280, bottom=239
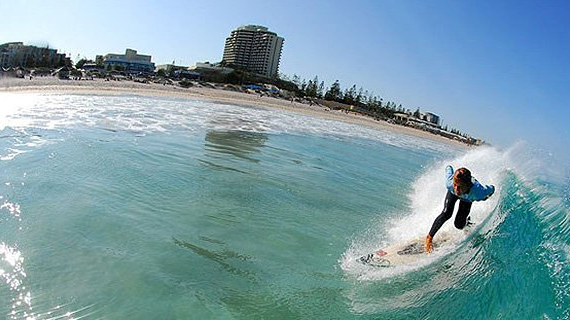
left=281, top=74, right=413, bottom=121
left=281, top=74, right=474, bottom=140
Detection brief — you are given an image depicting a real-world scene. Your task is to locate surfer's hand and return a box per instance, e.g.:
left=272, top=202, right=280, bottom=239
left=483, top=185, right=495, bottom=200
left=425, top=234, right=433, bottom=253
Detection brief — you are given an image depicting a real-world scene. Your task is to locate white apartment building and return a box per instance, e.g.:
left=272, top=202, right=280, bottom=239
left=101, top=48, right=155, bottom=74
left=222, top=25, right=284, bottom=78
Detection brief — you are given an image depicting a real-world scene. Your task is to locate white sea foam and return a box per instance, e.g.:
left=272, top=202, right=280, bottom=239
left=0, top=93, right=457, bottom=154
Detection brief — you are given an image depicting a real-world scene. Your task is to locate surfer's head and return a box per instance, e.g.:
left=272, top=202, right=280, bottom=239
left=453, top=167, right=473, bottom=195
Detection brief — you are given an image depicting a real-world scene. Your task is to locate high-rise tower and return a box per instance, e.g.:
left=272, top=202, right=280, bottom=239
left=222, top=25, right=284, bottom=78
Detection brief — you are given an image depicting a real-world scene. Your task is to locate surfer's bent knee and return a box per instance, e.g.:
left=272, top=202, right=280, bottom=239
left=454, top=220, right=466, bottom=230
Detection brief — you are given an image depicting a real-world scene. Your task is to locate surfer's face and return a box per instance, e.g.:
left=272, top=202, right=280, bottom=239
left=454, top=184, right=463, bottom=195
left=454, top=182, right=468, bottom=195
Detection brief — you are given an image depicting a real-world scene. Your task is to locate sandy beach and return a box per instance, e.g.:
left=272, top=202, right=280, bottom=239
left=0, top=77, right=469, bottom=148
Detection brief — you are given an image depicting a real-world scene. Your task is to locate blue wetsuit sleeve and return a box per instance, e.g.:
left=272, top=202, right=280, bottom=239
left=445, top=165, right=454, bottom=191
left=481, top=184, right=495, bottom=200
left=445, top=165, right=454, bottom=179
left=468, top=180, right=495, bottom=201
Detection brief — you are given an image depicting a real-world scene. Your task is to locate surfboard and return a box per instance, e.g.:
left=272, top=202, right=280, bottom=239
left=357, top=233, right=451, bottom=267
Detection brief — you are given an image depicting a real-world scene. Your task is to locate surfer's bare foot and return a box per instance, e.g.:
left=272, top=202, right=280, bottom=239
left=425, top=234, right=433, bottom=253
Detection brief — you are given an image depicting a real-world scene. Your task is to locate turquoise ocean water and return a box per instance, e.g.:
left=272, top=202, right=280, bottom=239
left=0, top=93, right=568, bottom=319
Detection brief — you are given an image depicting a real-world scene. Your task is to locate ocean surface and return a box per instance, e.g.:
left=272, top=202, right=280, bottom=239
left=0, top=93, right=568, bottom=319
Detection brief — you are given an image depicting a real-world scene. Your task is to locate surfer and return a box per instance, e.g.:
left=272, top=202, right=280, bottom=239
left=425, top=166, right=495, bottom=253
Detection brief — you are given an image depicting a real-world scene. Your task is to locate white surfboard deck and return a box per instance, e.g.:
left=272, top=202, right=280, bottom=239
left=358, top=232, right=453, bottom=267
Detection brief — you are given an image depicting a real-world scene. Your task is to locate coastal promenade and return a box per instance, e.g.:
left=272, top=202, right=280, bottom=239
left=0, top=77, right=469, bottom=148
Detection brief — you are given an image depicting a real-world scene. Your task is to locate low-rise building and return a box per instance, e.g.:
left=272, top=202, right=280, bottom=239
left=186, top=62, right=234, bottom=81
left=0, top=42, right=69, bottom=68
left=156, top=63, right=186, bottom=75
left=188, top=62, right=234, bottom=74
left=156, top=64, right=202, bottom=79
left=422, top=112, right=441, bottom=126
left=101, top=48, right=155, bottom=75
left=393, top=112, right=409, bottom=122
left=82, top=63, right=105, bottom=73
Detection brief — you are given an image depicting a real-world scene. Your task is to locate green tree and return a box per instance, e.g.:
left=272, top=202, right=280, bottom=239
left=40, top=51, right=50, bottom=68
left=343, top=85, right=357, bottom=105
left=300, top=79, right=307, bottom=93
left=25, top=54, right=35, bottom=67
left=318, top=81, right=325, bottom=99
left=75, top=59, right=93, bottom=69
left=413, top=108, right=421, bottom=118
left=305, top=76, right=319, bottom=98
left=292, top=74, right=301, bottom=89
left=356, top=87, right=364, bottom=105
left=325, top=80, right=342, bottom=101
left=70, top=69, right=83, bottom=78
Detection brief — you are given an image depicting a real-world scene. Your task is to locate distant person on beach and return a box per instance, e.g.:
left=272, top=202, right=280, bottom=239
left=425, top=166, right=495, bottom=253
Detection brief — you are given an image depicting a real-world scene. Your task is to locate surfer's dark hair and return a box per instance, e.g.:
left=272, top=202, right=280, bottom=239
left=453, top=167, right=473, bottom=192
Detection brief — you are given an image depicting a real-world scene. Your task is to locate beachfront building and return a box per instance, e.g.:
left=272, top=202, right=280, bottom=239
left=82, top=63, right=105, bottom=74
left=222, top=25, right=284, bottom=78
left=0, top=42, right=69, bottom=68
left=101, top=49, right=155, bottom=75
left=188, top=62, right=234, bottom=74
left=186, top=62, right=234, bottom=81
left=395, top=111, right=442, bottom=128
left=156, top=63, right=191, bottom=76
left=393, top=113, right=410, bottom=123
left=156, top=63, right=202, bottom=79
left=422, top=112, right=441, bottom=126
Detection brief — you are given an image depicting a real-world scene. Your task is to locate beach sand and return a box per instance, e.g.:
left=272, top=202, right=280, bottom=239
left=0, top=77, right=469, bottom=148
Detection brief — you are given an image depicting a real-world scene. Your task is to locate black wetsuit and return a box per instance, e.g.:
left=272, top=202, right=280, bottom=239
left=428, top=191, right=472, bottom=237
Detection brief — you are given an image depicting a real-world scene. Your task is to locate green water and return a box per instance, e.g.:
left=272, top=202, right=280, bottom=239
left=0, top=94, right=568, bottom=319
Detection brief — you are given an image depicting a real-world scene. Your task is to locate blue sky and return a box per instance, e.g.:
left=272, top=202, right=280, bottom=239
left=1, top=0, right=569, bottom=159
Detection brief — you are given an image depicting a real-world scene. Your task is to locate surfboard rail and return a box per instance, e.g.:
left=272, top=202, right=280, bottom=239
left=357, top=233, right=452, bottom=267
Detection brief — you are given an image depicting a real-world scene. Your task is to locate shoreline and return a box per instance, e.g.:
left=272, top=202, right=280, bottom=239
left=0, top=77, right=469, bottom=149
